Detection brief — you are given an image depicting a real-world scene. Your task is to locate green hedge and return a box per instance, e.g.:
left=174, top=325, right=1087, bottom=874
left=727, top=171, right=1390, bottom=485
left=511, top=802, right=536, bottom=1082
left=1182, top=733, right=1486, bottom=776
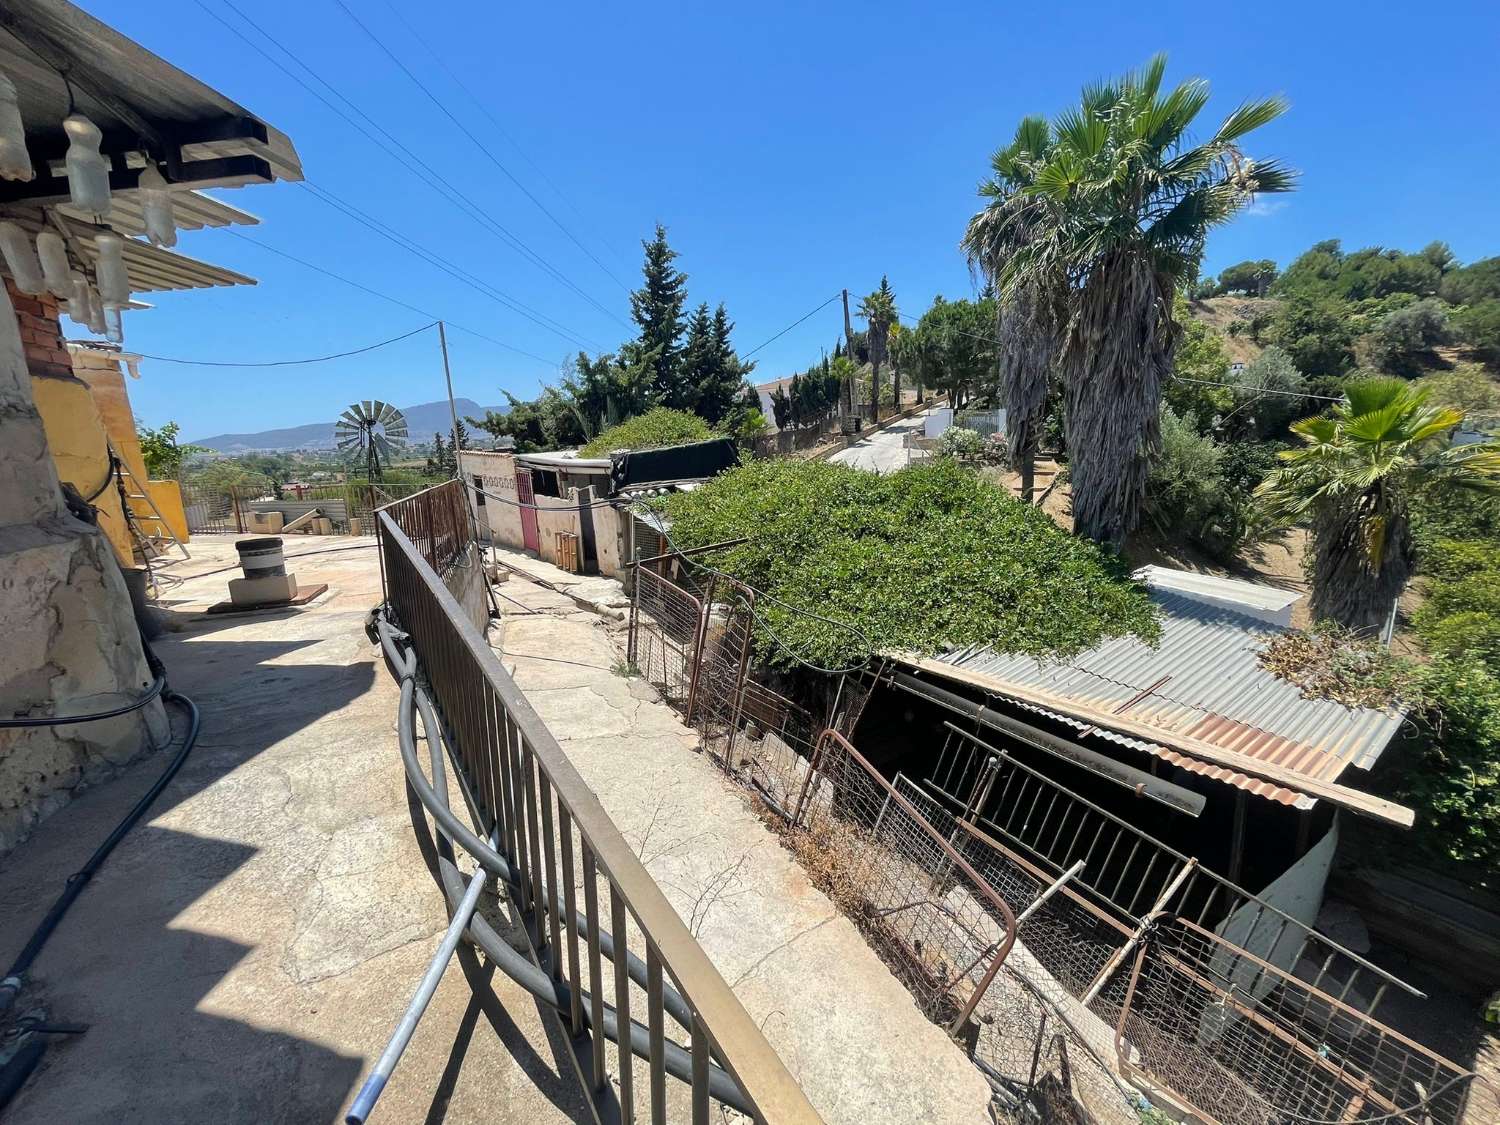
left=659, top=458, right=1160, bottom=670
left=579, top=407, right=711, bottom=458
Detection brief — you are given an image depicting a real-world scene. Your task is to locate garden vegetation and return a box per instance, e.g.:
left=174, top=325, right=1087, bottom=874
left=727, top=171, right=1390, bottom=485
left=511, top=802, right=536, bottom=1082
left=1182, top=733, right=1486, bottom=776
left=659, top=457, right=1160, bottom=671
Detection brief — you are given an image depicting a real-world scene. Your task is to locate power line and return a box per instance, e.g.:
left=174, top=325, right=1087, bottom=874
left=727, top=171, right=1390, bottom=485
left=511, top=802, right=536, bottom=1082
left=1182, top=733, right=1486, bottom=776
left=373, top=0, right=634, bottom=280
left=221, top=229, right=559, bottom=365
left=329, top=0, right=629, bottom=295
left=135, top=322, right=436, bottom=367
left=742, top=293, right=843, bottom=359
left=297, top=181, right=604, bottom=352
left=199, top=0, right=629, bottom=331
left=1171, top=375, right=1344, bottom=402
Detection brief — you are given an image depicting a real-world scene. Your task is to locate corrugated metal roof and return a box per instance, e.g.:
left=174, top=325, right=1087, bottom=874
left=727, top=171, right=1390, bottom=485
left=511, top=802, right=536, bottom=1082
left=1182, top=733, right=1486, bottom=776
left=928, top=590, right=1404, bottom=808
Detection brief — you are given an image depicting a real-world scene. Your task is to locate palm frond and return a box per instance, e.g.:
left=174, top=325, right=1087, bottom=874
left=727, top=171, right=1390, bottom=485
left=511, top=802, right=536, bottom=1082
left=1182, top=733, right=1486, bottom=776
left=1215, top=95, right=1291, bottom=143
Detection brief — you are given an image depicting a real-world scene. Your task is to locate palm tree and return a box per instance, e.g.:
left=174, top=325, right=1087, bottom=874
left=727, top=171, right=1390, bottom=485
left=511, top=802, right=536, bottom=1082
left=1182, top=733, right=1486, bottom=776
left=859, top=277, right=897, bottom=416
left=1256, top=377, right=1500, bottom=631
left=1005, top=56, right=1294, bottom=543
left=962, top=116, right=1063, bottom=505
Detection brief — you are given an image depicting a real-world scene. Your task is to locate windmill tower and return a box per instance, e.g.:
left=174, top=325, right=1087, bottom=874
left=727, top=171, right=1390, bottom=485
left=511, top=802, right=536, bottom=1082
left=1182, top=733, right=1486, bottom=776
left=335, top=400, right=408, bottom=481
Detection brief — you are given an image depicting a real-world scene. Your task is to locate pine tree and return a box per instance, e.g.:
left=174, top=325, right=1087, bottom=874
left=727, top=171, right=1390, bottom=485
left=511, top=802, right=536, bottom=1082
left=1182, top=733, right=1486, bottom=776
left=678, top=302, right=715, bottom=416
left=426, top=432, right=447, bottom=477
left=629, top=223, right=689, bottom=407
left=696, top=304, right=754, bottom=425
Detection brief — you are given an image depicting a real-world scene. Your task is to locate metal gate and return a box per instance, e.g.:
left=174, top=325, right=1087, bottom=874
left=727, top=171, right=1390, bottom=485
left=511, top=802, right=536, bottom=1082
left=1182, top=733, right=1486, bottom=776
left=628, top=567, right=705, bottom=712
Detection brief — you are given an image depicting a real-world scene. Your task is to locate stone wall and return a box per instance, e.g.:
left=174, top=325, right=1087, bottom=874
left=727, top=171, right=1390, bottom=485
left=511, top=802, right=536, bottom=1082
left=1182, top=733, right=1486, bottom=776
left=0, top=279, right=167, bottom=855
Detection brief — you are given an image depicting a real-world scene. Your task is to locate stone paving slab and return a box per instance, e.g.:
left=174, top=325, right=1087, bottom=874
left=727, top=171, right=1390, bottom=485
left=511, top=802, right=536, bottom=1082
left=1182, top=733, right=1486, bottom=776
left=0, top=537, right=588, bottom=1124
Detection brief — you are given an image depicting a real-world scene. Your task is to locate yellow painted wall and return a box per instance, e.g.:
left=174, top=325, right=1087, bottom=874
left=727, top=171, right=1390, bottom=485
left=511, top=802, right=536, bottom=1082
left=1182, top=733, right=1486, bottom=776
left=31, top=372, right=133, bottom=561
left=32, top=348, right=191, bottom=564
left=147, top=479, right=189, bottom=542
left=69, top=347, right=189, bottom=555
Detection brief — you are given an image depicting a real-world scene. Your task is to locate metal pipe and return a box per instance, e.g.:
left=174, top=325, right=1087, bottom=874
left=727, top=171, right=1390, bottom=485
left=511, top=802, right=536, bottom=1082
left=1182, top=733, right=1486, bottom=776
left=344, top=860, right=489, bottom=1125
left=905, top=678, right=1206, bottom=817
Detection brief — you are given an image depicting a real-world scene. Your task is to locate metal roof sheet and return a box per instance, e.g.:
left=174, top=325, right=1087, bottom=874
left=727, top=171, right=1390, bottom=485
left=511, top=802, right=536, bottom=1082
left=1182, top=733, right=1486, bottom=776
left=0, top=1, right=302, bottom=181
left=58, top=189, right=260, bottom=238
left=83, top=233, right=255, bottom=292
left=928, top=590, right=1404, bottom=807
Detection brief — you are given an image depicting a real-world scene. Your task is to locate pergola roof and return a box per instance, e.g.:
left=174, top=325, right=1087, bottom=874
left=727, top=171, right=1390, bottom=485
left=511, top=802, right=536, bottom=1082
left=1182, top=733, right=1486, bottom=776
left=0, top=0, right=303, bottom=205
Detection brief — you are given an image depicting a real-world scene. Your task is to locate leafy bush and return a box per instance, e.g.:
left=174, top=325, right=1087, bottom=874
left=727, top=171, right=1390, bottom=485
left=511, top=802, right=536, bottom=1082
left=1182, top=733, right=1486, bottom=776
left=1454, top=299, right=1500, bottom=361
left=1419, top=537, right=1500, bottom=580
left=1366, top=298, right=1454, bottom=376
left=659, top=458, right=1160, bottom=670
left=1145, top=407, right=1223, bottom=533
left=1390, top=656, right=1500, bottom=868
left=1226, top=346, right=1307, bottom=440
left=1414, top=571, right=1500, bottom=664
left=579, top=407, right=711, bottom=457
left=137, top=421, right=204, bottom=478
left=1415, top=364, right=1500, bottom=415
left=938, top=426, right=984, bottom=457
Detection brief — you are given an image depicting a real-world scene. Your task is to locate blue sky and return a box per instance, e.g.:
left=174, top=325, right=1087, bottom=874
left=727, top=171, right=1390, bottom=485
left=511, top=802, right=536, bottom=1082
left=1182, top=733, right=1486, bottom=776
left=88, top=0, right=1500, bottom=439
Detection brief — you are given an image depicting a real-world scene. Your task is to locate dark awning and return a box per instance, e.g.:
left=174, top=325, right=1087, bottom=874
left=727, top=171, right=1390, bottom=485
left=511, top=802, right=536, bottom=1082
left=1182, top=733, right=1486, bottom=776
left=609, top=438, right=738, bottom=492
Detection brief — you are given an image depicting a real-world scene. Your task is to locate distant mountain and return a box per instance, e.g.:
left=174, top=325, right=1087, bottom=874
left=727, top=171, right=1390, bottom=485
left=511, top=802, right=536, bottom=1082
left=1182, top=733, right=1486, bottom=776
left=190, top=399, right=505, bottom=453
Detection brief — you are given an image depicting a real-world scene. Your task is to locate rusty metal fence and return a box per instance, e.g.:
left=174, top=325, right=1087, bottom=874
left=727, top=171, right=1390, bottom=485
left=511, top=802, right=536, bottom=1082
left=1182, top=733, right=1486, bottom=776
left=376, top=494, right=821, bottom=1124
left=621, top=549, right=1487, bottom=1124
left=378, top=479, right=473, bottom=574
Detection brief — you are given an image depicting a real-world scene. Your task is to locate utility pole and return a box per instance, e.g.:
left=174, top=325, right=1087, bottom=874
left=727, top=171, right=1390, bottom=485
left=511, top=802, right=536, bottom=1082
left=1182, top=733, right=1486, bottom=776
left=841, top=288, right=855, bottom=416
left=438, top=321, right=460, bottom=479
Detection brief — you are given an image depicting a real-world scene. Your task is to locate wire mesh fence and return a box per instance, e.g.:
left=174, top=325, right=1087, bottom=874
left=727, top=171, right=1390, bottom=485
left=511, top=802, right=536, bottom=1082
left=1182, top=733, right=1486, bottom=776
left=926, top=722, right=1421, bottom=1019
left=628, top=567, right=706, bottom=713
left=618, top=548, right=1487, bottom=1124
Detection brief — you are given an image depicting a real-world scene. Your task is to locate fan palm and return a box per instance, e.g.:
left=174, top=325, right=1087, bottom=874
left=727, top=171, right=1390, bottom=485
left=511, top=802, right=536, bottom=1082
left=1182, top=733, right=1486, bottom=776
left=1006, top=55, right=1294, bottom=543
left=859, top=277, right=897, bottom=414
left=1256, top=377, right=1500, bottom=632
left=962, top=116, right=1062, bottom=504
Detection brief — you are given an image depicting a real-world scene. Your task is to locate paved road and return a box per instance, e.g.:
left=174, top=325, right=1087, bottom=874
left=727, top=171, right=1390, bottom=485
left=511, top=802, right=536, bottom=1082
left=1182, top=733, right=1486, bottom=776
left=828, top=410, right=931, bottom=473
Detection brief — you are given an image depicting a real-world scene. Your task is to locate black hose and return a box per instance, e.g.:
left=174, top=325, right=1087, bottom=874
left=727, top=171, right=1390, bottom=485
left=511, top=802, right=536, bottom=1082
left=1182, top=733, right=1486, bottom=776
left=0, top=689, right=201, bottom=1021
left=0, top=674, right=165, bottom=729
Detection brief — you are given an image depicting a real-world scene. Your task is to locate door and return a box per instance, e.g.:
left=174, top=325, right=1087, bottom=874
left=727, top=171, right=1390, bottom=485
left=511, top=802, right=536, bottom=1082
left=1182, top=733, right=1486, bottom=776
left=516, top=468, right=541, bottom=553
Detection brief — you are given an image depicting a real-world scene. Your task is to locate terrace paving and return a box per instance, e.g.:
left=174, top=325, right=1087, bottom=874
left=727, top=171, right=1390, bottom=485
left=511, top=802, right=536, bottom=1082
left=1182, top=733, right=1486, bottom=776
left=0, top=534, right=991, bottom=1123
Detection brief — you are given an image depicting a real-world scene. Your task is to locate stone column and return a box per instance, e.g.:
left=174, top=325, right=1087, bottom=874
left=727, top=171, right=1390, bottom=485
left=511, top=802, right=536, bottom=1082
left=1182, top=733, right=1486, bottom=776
left=0, top=279, right=168, bottom=855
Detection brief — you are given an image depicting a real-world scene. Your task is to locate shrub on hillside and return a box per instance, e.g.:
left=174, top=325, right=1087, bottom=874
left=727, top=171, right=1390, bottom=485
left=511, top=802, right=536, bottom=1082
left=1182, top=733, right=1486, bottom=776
left=579, top=407, right=711, bottom=458
left=938, top=426, right=984, bottom=458
left=659, top=458, right=1159, bottom=670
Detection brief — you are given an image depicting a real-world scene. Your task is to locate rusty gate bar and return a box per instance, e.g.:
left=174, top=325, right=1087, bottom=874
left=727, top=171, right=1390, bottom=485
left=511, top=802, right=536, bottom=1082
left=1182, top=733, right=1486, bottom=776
left=795, top=729, right=1019, bottom=1034
left=375, top=501, right=821, bottom=1124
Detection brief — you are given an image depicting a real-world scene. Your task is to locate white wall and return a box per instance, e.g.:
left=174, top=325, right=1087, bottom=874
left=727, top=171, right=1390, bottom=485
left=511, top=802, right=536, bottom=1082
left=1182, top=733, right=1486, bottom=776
left=459, top=450, right=524, bottom=549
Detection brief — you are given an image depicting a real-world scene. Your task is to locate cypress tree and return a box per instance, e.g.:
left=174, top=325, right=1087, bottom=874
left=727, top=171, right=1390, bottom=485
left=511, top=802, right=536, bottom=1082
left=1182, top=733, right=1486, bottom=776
left=678, top=302, right=715, bottom=415
left=629, top=223, right=689, bottom=406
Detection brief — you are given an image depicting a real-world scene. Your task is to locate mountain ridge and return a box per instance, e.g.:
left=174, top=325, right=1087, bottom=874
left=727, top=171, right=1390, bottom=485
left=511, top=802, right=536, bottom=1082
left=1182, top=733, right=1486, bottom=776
left=190, top=399, right=504, bottom=453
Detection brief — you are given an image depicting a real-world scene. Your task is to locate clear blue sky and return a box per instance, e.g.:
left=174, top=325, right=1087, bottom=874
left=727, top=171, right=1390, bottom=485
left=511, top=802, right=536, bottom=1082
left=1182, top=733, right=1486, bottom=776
left=87, top=0, right=1500, bottom=439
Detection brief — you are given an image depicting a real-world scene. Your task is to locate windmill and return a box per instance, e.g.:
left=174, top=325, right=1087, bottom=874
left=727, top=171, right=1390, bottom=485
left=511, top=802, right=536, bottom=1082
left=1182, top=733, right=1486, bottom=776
left=335, top=400, right=408, bottom=481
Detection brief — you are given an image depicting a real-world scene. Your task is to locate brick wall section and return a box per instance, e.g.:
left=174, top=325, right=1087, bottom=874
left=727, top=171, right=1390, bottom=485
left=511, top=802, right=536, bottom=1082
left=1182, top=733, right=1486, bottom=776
left=4, top=278, right=71, bottom=380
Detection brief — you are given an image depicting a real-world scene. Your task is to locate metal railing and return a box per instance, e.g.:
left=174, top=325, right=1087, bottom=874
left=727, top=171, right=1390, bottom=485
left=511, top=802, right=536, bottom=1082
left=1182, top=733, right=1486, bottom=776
left=922, top=721, right=1422, bottom=1017
left=373, top=497, right=820, bottom=1124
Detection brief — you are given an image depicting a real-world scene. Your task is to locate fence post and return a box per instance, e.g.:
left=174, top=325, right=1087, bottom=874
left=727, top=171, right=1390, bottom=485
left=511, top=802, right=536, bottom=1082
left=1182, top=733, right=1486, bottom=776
left=721, top=588, right=754, bottom=770
left=627, top=548, right=642, bottom=665
left=231, top=486, right=244, bottom=534
left=685, top=575, right=714, bottom=724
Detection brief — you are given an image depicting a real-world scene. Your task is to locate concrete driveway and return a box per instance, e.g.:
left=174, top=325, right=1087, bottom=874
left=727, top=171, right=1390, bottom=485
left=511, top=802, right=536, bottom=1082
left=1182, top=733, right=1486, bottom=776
left=828, top=410, right=930, bottom=474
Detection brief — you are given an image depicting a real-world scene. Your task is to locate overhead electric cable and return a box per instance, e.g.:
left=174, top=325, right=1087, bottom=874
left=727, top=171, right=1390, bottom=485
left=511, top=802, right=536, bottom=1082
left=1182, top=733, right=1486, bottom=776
left=198, top=0, right=628, bottom=330
left=297, top=181, right=604, bottom=351
left=222, top=230, right=558, bottom=365
left=375, top=0, right=632, bottom=276
left=742, top=293, right=843, bottom=359
left=332, top=0, right=630, bottom=294
left=134, top=322, right=436, bottom=367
